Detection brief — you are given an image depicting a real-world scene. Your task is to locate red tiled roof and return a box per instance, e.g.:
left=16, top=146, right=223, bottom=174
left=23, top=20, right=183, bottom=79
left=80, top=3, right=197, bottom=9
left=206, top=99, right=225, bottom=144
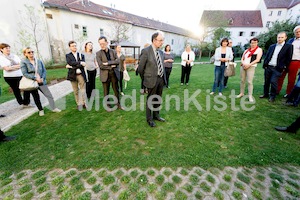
left=263, top=0, right=300, bottom=9
left=200, top=10, right=263, bottom=28
left=288, top=0, right=300, bottom=8
left=43, top=0, right=193, bottom=37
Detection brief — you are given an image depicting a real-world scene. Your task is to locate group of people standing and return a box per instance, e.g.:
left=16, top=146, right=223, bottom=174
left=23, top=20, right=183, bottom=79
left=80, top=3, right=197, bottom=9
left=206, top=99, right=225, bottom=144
left=1, top=26, right=300, bottom=138
left=66, top=37, right=127, bottom=112
left=0, top=43, right=62, bottom=142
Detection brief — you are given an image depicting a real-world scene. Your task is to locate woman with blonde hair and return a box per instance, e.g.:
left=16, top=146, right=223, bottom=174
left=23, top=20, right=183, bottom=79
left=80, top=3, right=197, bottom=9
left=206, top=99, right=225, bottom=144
left=180, top=44, right=195, bottom=85
left=20, top=47, right=61, bottom=116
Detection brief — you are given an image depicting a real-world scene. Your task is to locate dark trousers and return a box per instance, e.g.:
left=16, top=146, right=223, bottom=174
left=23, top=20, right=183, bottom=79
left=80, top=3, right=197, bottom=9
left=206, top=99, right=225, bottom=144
left=4, top=76, right=25, bottom=105
left=28, top=89, right=43, bottom=111
left=224, top=76, right=229, bottom=87
left=141, top=78, right=146, bottom=90
left=119, top=71, right=124, bottom=92
left=146, top=76, right=164, bottom=122
left=181, top=65, right=192, bottom=84
left=102, top=70, right=120, bottom=105
left=0, top=129, right=5, bottom=139
left=86, top=69, right=97, bottom=98
left=263, top=66, right=282, bottom=99
left=218, top=76, right=229, bottom=87
left=39, top=85, right=55, bottom=110
left=286, top=86, right=300, bottom=106
left=288, top=116, right=300, bottom=132
left=165, top=67, right=172, bottom=86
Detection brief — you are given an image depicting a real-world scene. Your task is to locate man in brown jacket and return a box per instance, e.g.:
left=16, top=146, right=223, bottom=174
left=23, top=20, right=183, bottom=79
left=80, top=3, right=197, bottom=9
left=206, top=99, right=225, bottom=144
left=96, top=36, right=123, bottom=111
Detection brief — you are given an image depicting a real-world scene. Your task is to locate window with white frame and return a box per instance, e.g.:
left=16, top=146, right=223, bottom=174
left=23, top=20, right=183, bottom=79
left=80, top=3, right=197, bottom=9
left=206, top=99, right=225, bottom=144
left=278, top=11, right=282, bottom=16
left=266, top=21, right=270, bottom=28
left=171, top=39, right=174, bottom=45
left=82, top=26, right=87, bottom=37
left=100, top=28, right=104, bottom=37
left=269, top=11, right=273, bottom=16
left=250, top=32, right=256, bottom=37
left=239, top=31, right=244, bottom=37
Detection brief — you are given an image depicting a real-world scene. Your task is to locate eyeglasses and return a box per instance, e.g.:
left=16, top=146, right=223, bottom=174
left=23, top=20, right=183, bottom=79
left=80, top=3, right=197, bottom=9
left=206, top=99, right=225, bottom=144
left=26, top=51, right=34, bottom=54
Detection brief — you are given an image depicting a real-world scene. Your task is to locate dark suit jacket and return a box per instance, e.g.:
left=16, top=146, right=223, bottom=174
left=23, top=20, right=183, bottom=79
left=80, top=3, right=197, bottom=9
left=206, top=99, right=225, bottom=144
left=138, top=45, right=166, bottom=88
left=66, top=52, right=87, bottom=81
left=263, top=43, right=293, bottom=72
left=96, top=49, right=120, bottom=82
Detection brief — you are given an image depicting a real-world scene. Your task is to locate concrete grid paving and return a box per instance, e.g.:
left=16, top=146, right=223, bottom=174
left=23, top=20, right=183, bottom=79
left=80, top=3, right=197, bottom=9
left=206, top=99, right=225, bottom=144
left=0, top=165, right=300, bottom=199
left=0, top=79, right=300, bottom=199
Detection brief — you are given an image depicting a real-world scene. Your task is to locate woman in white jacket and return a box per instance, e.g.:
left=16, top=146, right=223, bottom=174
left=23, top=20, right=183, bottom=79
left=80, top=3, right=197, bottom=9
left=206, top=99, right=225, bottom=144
left=180, top=44, right=195, bottom=85
left=210, top=38, right=233, bottom=96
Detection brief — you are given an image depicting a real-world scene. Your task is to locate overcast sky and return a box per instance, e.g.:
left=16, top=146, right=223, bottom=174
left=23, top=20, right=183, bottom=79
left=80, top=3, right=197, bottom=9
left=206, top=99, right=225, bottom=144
left=92, top=0, right=261, bottom=35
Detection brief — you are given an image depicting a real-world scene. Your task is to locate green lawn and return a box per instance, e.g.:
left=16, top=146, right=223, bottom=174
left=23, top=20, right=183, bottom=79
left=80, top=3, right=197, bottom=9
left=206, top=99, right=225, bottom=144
left=0, top=68, right=67, bottom=104
left=0, top=62, right=299, bottom=172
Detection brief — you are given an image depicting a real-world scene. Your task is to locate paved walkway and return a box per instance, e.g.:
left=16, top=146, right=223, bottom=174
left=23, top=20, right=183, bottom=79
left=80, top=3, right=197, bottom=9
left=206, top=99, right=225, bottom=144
left=0, top=165, right=299, bottom=199
left=0, top=80, right=73, bottom=132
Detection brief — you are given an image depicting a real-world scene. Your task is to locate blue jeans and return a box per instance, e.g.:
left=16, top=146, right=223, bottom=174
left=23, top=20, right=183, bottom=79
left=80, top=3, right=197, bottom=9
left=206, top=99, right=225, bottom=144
left=296, top=73, right=300, bottom=88
left=212, top=65, right=226, bottom=92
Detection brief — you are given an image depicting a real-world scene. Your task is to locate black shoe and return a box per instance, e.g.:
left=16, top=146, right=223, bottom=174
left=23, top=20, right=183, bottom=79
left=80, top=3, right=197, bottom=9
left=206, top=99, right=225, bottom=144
left=268, top=98, right=275, bottom=103
left=275, top=126, right=296, bottom=134
left=259, top=95, right=269, bottom=98
left=1, top=135, right=16, bottom=142
left=153, top=117, right=166, bottom=122
left=284, top=101, right=294, bottom=106
left=0, top=114, right=6, bottom=118
left=147, top=120, right=156, bottom=127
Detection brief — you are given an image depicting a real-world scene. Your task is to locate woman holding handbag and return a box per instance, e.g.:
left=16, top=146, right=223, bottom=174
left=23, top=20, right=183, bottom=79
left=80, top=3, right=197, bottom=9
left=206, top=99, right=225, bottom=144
left=210, top=38, right=233, bottom=96
left=0, top=43, right=30, bottom=107
left=21, top=47, right=61, bottom=116
left=236, top=38, right=263, bottom=102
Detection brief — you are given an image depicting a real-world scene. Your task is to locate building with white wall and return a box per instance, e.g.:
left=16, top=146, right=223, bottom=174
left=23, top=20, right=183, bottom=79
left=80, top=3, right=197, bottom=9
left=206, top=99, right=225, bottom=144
left=200, top=0, right=300, bottom=47
left=0, top=0, right=199, bottom=62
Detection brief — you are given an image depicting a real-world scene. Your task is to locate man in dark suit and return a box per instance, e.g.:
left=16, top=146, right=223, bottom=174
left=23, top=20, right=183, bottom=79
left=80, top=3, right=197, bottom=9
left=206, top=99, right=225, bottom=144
left=275, top=116, right=300, bottom=134
left=260, top=32, right=293, bottom=102
left=138, top=31, right=166, bottom=127
left=96, top=36, right=123, bottom=111
left=66, top=41, right=87, bottom=110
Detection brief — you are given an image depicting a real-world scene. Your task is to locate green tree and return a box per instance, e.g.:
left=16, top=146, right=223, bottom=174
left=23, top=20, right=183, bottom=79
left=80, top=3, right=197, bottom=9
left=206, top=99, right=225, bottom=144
left=257, top=19, right=298, bottom=51
left=17, top=4, right=46, bottom=59
left=108, top=13, right=131, bottom=43
left=211, top=27, right=231, bottom=50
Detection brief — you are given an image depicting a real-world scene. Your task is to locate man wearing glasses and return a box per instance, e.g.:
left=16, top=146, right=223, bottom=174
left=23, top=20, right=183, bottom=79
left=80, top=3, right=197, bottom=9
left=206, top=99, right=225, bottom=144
left=96, top=36, right=123, bottom=111
left=138, top=31, right=166, bottom=127
left=66, top=41, right=87, bottom=110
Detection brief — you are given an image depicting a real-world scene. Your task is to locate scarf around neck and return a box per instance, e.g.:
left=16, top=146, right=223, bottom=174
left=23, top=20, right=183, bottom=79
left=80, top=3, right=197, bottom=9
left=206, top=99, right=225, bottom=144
left=243, top=46, right=259, bottom=59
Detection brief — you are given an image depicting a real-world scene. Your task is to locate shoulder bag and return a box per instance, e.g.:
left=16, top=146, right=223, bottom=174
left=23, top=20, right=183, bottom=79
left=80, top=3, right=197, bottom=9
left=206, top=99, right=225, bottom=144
left=19, top=61, right=39, bottom=91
